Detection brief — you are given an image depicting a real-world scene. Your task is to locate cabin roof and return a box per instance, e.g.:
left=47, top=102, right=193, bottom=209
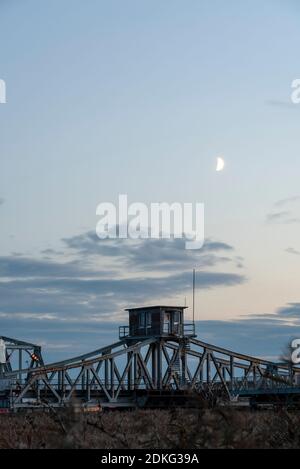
left=125, top=305, right=187, bottom=312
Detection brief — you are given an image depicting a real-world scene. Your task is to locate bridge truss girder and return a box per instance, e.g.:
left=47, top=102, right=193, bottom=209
left=3, top=336, right=300, bottom=409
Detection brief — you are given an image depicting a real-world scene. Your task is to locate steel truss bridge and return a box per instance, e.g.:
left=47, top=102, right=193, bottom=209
left=1, top=334, right=300, bottom=411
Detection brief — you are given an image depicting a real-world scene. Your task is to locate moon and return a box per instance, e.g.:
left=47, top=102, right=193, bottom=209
left=216, top=156, right=225, bottom=172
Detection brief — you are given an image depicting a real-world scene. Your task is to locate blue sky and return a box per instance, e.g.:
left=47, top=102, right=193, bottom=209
left=0, top=0, right=300, bottom=362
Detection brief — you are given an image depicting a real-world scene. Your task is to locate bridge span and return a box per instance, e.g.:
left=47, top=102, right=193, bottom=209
left=0, top=305, right=299, bottom=411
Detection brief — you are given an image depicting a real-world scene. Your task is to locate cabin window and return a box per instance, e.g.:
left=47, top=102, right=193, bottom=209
left=163, top=312, right=171, bottom=334
left=173, top=310, right=180, bottom=324
left=173, top=310, right=180, bottom=334
left=146, top=312, right=152, bottom=328
left=139, top=311, right=146, bottom=328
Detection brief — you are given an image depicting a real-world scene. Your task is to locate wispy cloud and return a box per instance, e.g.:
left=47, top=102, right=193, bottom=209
left=266, top=211, right=290, bottom=223
left=286, top=247, right=300, bottom=256
left=266, top=197, right=300, bottom=224
left=275, top=196, right=300, bottom=207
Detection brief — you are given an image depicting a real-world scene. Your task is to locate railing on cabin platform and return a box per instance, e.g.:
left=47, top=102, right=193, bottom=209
left=119, top=323, right=196, bottom=339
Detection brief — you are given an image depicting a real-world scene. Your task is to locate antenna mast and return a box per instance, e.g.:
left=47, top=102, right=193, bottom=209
left=192, top=269, right=196, bottom=325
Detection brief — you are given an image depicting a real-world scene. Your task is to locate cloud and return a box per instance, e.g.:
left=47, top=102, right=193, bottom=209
left=0, top=302, right=298, bottom=364
left=195, top=302, right=300, bottom=361
left=266, top=197, right=300, bottom=224
left=62, top=231, right=240, bottom=271
left=0, top=269, right=245, bottom=320
left=0, top=228, right=298, bottom=364
left=0, top=198, right=5, bottom=206
left=41, top=248, right=64, bottom=257
left=275, top=302, right=300, bottom=318
left=286, top=247, right=300, bottom=256
left=275, top=196, right=300, bottom=207
left=266, top=211, right=291, bottom=223
left=197, top=317, right=300, bottom=362
left=266, top=210, right=300, bottom=225
left=0, top=233, right=245, bottom=334
left=0, top=255, right=115, bottom=279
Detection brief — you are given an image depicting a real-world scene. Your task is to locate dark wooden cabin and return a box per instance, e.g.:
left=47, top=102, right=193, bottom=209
left=119, top=306, right=195, bottom=339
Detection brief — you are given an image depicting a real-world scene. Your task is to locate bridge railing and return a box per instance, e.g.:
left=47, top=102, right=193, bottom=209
left=230, top=376, right=294, bottom=392
left=183, top=323, right=196, bottom=336
left=119, top=323, right=196, bottom=339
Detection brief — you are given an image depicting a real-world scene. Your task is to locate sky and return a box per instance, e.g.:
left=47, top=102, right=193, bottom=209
left=0, top=0, right=300, bottom=362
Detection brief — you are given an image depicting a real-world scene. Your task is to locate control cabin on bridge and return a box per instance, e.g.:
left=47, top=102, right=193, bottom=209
left=119, top=305, right=196, bottom=340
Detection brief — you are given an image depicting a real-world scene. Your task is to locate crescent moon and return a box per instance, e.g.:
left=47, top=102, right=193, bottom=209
left=216, top=156, right=225, bottom=172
